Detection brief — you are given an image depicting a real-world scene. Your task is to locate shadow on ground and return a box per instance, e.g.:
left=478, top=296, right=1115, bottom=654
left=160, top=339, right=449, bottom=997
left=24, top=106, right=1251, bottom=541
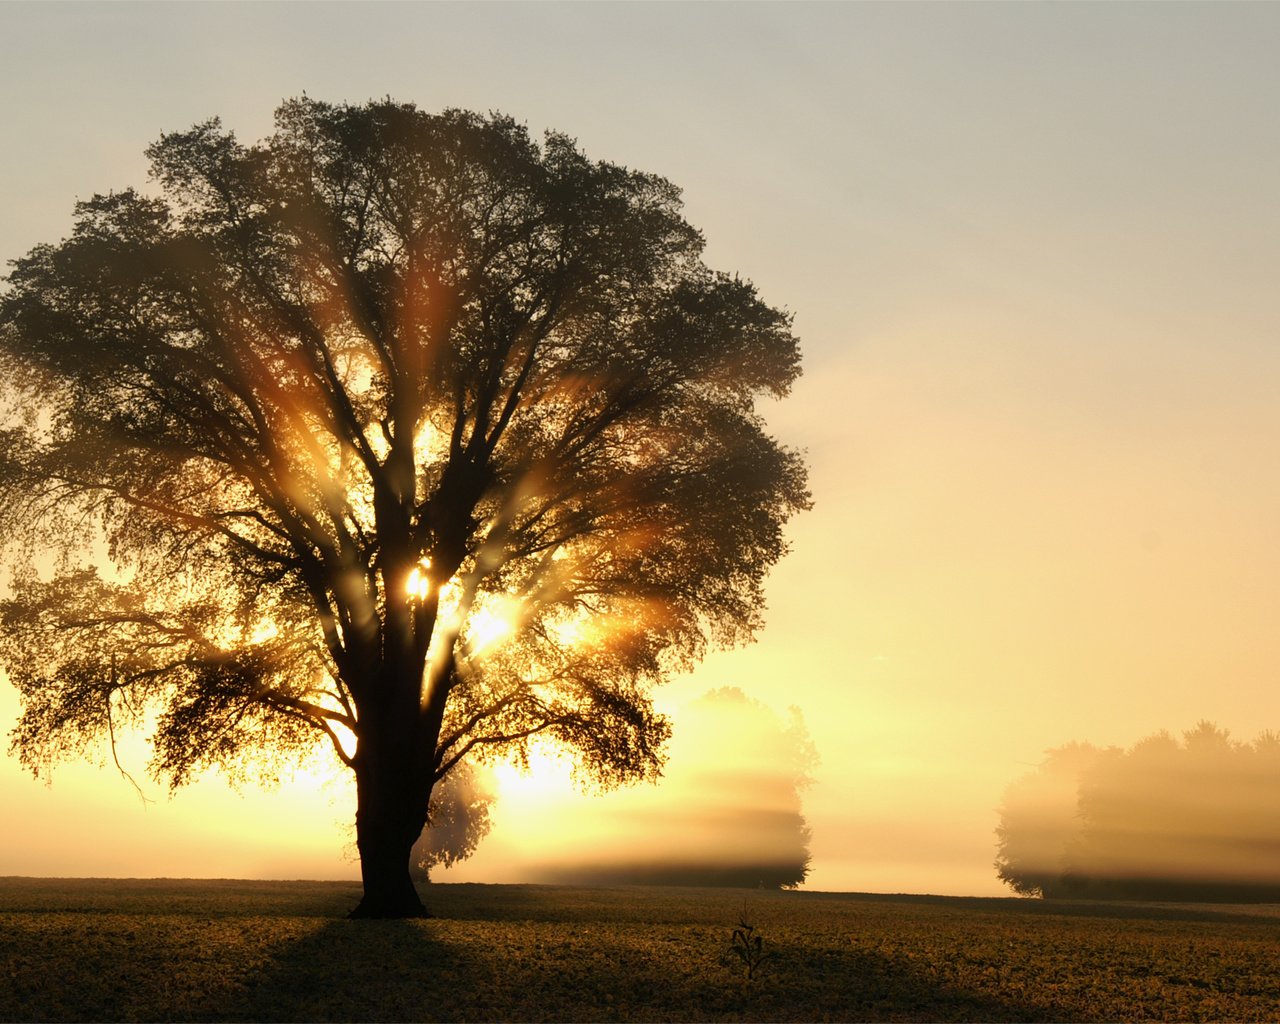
left=17, top=881, right=1275, bottom=1021
left=196, top=919, right=481, bottom=1022
left=186, top=893, right=1068, bottom=1023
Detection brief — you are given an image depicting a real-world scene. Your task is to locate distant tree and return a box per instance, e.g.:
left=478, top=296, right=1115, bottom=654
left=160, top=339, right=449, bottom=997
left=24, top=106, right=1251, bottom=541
left=409, top=761, right=495, bottom=882
left=996, top=723, right=1280, bottom=900
left=0, top=99, right=809, bottom=917
left=994, top=742, right=1109, bottom=898
left=540, top=687, right=818, bottom=889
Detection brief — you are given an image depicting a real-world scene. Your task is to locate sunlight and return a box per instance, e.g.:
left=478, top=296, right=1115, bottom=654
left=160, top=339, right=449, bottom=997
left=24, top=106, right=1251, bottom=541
left=435, top=577, right=463, bottom=628
left=406, top=559, right=433, bottom=601
left=413, top=419, right=448, bottom=463
left=466, top=601, right=517, bottom=655
left=281, top=746, right=352, bottom=806
left=213, top=614, right=280, bottom=652
left=546, top=614, right=588, bottom=648
left=248, top=620, right=279, bottom=645
left=493, top=743, right=576, bottom=811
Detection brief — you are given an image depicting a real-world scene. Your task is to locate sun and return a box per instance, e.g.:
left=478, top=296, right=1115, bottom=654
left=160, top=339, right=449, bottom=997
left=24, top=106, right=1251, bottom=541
left=405, top=560, right=433, bottom=601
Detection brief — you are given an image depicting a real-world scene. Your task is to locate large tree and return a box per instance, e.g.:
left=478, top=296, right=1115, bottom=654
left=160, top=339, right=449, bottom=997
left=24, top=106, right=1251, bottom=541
left=0, top=99, right=808, bottom=916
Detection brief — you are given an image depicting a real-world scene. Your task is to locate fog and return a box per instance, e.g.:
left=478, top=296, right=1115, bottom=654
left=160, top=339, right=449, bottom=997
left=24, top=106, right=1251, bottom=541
left=446, top=689, right=817, bottom=888
left=5, top=4, right=1280, bottom=895
left=997, top=724, right=1280, bottom=899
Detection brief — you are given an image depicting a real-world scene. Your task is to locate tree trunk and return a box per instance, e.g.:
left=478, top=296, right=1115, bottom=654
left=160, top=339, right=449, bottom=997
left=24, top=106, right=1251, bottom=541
left=349, top=750, right=431, bottom=919
left=346, top=618, right=441, bottom=919
left=350, top=822, right=427, bottom=918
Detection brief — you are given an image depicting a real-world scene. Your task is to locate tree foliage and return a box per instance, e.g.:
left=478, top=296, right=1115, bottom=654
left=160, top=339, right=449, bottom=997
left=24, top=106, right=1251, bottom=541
left=994, top=742, right=1106, bottom=898
left=996, top=723, right=1280, bottom=900
left=410, top=761, right=495, bottom=881
left=0, top=99, right=809, bottom=915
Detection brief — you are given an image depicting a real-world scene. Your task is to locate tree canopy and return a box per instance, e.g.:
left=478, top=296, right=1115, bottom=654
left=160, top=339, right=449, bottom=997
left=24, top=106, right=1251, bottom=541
left=0, top=98, right=809, bottom=915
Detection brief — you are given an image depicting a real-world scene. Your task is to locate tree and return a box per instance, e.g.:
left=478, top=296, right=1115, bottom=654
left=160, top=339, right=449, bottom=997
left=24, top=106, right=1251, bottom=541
left=0, top=99, right=809, bottom=917
left=994, top=742, right=1108, bottom=897
left=409, top=761, right=495, bottom=882
left=996, top=724, right=1280, bottom=900
left=537, top=687, right=818, bottom=889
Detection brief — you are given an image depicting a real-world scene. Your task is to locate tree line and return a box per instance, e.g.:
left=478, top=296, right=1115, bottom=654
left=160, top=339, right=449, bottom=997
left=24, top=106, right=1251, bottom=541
left=997, top=722, right=1280, bottom=900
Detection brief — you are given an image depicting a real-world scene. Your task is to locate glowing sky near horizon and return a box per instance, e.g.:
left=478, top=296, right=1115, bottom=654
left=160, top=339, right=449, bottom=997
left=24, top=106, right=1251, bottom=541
left=3, top=1, right=1280, bottom=897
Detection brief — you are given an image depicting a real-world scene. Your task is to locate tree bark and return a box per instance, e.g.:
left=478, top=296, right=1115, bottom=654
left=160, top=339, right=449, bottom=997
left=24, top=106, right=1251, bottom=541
left=349, top=746, right=432, bottom=919
left=350, top=823, right=427, bottom=918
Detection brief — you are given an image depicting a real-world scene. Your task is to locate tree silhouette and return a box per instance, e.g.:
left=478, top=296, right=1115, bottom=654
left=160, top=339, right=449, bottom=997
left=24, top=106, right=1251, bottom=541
left=409, top=761, right=495, bottom=882
left=994, top=742, right=1108, bottom=898
left=996, top=724, right=1280, bottom=900
left=534, top=688, right=817, bottom=889
left=0, top=99, right=809, bottom=917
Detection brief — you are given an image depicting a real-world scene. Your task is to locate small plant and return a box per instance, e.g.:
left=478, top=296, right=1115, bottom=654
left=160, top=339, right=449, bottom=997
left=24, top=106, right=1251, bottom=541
left=730, top=915, right=768, bottom=981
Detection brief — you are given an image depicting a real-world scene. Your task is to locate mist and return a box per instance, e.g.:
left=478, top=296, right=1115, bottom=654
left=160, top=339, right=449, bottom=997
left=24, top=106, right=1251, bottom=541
left=997, top=723, right=1280, bottom=900
left=446, top=689, right=818, bottom=889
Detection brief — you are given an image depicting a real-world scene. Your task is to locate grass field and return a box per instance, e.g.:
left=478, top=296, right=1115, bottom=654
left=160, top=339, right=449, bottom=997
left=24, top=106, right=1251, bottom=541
left=3, top=878, right=1280, bottom=1022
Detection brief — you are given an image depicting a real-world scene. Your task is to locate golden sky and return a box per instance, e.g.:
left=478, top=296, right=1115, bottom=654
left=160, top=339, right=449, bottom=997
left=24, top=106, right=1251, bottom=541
left=3, top=2, right=1280, bottom=897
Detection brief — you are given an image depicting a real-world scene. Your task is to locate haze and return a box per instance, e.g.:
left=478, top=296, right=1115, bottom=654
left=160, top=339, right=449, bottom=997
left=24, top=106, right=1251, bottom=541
left=3, top=1, right=1280, bottom=897
left=997, top=725, right=1280, bottom=896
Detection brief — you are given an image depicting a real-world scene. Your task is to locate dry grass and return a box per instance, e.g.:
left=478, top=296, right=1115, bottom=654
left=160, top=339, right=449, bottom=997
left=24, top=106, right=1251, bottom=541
left=2, top=877, right=1280, bottom=1021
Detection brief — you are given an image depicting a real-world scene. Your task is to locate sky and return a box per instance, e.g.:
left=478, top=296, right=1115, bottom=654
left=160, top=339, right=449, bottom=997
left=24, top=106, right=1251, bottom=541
left=2, top=1, right=1280, bottom=897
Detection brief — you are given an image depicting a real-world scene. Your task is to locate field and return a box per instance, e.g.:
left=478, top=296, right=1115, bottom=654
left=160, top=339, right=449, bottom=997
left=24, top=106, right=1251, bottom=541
left=3, top=879, right=1280, bottom=1022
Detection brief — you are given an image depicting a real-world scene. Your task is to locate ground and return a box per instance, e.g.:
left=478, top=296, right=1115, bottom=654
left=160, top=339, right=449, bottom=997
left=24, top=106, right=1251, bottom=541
left=2, top=878, right=1279, bottom=1021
